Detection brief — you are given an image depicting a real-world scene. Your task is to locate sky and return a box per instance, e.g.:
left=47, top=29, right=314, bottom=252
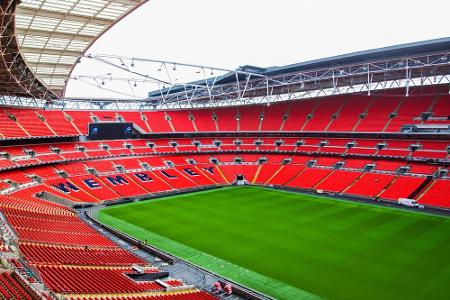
left=66, top=0, right=450, bottom=98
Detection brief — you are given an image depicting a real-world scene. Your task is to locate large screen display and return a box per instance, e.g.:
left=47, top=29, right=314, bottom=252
left=88, top=123, right=134, bottom=140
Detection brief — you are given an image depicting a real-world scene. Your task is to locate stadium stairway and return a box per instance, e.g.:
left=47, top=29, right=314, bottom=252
left=408, top=176, right=435, bottom=199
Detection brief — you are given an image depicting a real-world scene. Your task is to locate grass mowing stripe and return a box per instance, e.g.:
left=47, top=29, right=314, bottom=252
left=98, top=186, right=450, bottom=300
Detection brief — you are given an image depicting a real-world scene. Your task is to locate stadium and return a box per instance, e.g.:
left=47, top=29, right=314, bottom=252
left=0, top=0, right=449, bottom=299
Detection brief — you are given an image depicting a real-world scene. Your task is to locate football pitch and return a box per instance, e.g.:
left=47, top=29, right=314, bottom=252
left=97, top=186, right=450, bottom=300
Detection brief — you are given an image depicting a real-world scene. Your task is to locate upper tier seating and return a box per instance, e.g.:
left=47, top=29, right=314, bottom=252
left=118, top=111, right=151, bottom=132
left=143, top=111, right=173, bottom=132
left=355, top=97, right=401, bottom=132
left=1, top=93, right=448, bottom=138
left=64, top=111, right=93, bottom=134
left=260, top=102, right=289, bottom=131
left=215, top=107, right=238, bottom=131
left=327, top=96, right=371, bottom=131
left=303, top=97, right=346, bottom=131
left=422, top=95, right=450, bottom=124
left=238, top=106, right=263, bottom=131
left=168, top=111, right=196, bottom=132
left=0, top=108, right=28, bottom=138
left=38, top=110, right=79, bottom=136
left=283, top=100, right=316, bottom=131
left=191, top=109, right=217, bottom=132
left=5, top=108, right=54, bottom=137
left=385, top=97, right=434, bottom=131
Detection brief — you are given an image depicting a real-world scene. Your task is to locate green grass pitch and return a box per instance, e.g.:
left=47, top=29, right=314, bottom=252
left=97, top=186, right=450, bottom=300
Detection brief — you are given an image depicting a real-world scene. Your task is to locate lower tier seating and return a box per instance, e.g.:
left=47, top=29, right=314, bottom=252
left=66, top=290, right=218, bottom=300
left=417, top=179, right=450, bottom=208
left=37, top=265, right=163, bottom=294
left=378, top=176, right=427, bottom=201
left=0, top=272, right=34, bottom=300
left=285, top=168, right=332, bottom=189
left=2, top=151, right=448, bottom=208
left=0, top=192, right=218, bottom=299
left=19, top=243, right=146, bottom=266
left=343, top=173, right=395, bottom=198
left=315, top=170, right=362, bottom=193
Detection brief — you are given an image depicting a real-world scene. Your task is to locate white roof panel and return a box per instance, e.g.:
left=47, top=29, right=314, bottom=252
left=16, top=0, right=147, bottom=92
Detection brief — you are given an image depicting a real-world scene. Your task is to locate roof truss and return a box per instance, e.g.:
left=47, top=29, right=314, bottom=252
left=13, top=0, right=147, bottom=97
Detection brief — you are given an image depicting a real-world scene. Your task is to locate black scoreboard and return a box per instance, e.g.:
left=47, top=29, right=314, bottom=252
left=88, top=123, right=134, bottom=140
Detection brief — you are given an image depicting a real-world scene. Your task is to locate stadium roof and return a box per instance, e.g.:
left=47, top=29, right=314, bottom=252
left=0, top=0, right=147, bottom=100
left=149, top=37, right=450, bottom=97
left=139, top=37, right=450, bottom=109
left=0, top=0, right=449, bottom=109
